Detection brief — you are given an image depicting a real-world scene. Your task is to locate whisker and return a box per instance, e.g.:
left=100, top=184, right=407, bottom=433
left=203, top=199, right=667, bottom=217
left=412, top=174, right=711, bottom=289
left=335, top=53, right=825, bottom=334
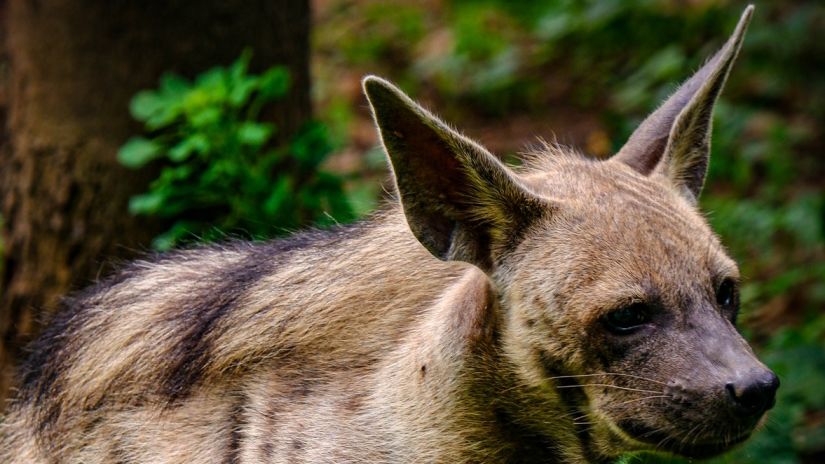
left=611, top=395, right=671, bottom=408
left=546, top=372, right=669, bottom=386
left=562, top=411, right=589, bottom=422
left=682, top=423, right=704, bottom=452
left=555, top=383, right=663, bottom=394
left=698, top=423, right=711, bottom=448
left=652, top=427, right=675, bottom=452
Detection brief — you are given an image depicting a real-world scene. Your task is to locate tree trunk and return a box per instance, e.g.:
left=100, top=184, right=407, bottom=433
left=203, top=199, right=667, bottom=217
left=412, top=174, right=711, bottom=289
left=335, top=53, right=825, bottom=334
left=0, top=0, right=310, bottom=405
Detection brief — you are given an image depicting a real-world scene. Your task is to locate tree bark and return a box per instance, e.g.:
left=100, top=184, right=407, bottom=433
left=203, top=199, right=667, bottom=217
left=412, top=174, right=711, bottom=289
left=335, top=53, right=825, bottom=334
left=0, top=0, right=310, bottom=405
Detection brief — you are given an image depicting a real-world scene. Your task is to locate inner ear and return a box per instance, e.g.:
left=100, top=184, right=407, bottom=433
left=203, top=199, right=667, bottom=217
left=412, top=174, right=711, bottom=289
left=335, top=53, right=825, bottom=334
left=363, top=76, right=549, bottom=270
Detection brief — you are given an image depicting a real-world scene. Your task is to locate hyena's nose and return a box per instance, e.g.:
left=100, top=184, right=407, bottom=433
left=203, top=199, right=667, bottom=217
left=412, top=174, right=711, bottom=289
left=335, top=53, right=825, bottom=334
left=725, top=370, right=780, bottom=417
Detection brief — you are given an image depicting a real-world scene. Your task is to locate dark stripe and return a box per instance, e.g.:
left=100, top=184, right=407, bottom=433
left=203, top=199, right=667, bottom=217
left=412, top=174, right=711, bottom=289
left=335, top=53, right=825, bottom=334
left=287, top=437, right=305, bottom=462
left=20, top=298, right=84, bottom=402
left=162, top=219, right=374, bottom=401
left=259, top=441, right=275, bottom=461
left=162, top=255, right=270, bottom=402
left=494, top=406, right=563, bottom=464
left=539, top=352, right=587, bottom=409
left=225, top=394, right=246, bottom=464
left=540, top=352, right=612, bottom=464
left=108, top=436, right=130, bottom=464
left=260, top=397, right=282, bottom=460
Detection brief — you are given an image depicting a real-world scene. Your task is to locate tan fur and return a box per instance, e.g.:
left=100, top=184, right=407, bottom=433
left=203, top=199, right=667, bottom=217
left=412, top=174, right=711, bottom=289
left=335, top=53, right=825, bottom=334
left=2, top=7, right=773, bottom=463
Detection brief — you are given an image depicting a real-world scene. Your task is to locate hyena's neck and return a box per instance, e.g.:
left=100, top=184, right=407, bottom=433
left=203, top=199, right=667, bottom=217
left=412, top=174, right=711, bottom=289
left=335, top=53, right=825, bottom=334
left=484, top=287, right=616, bottom=464
left=491, top=378, right=615, bottom=464
left=341, top=239, right=602, bottom=464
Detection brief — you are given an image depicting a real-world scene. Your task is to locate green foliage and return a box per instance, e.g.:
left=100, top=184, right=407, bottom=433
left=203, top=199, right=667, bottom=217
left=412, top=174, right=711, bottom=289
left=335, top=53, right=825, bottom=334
left=119, top=52, right=355, bottom=249
left=338, top=3, right=426, bottom=66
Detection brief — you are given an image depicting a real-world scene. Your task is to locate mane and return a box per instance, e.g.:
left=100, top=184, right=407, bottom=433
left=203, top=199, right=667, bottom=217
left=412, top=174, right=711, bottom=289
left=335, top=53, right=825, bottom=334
left=512, top=138, right=595, bottom=175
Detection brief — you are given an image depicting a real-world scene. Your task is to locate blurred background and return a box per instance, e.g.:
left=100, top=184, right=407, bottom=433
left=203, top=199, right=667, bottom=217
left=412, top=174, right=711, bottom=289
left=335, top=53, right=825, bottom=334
left=0, top=1, right=822, bottom=462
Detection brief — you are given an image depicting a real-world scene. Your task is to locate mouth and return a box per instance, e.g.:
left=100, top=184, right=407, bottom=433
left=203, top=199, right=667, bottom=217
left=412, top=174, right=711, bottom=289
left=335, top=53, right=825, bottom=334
left=617, top=419, right=752, bottom=459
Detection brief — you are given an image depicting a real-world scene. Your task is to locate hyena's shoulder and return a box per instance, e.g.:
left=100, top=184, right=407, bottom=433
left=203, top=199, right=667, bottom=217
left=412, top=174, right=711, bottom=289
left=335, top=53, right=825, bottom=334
left=18, top=228, right=333, bottom=394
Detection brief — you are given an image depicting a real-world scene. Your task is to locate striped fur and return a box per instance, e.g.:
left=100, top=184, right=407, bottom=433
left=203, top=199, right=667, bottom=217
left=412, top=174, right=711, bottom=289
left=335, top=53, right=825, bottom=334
left=2, top=7, right=773, bottom=463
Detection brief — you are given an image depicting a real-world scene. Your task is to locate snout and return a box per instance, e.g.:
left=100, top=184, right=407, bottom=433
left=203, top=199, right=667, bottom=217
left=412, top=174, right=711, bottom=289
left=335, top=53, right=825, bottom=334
left=687, top=314, right=780, bottom=424
left=649, top=368, right=779, bottom=457
left=665, top=367, right=779, bottom=423
left=667, top=365, right=780, bottom=427
left=725, top=368, right=780, bottom=418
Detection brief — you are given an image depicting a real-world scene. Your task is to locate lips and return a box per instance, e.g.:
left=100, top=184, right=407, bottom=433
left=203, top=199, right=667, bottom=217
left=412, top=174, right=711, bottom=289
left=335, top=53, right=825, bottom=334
left=616, top=419, right=752, bottom=459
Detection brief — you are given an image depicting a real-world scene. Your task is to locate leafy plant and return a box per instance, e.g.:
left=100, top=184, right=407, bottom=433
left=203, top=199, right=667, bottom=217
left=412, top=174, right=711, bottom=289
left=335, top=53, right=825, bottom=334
left=118, top=52, right=355, bottom=249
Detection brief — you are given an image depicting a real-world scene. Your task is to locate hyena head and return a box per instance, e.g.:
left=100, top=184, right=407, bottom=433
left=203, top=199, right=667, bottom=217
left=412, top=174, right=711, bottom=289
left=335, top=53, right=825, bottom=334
left=365, top=5, right=776, bottom=461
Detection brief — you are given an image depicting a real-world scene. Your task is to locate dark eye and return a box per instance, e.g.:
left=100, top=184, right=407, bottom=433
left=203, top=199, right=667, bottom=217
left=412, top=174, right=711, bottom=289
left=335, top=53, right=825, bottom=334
left=603, top=303, right=652, bottom=334
left=716, top=278, right=739, bottom=322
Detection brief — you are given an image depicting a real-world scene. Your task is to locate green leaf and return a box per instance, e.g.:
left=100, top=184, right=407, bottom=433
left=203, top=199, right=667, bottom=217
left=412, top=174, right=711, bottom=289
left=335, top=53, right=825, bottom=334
left=128, top=191, right=166, bottom=215
left=118, top=137, right=162, bottom=168
left=264, top=177, right=292, bottom=216
left=237, top=122, right=273, bottom=147
left=169, top=135, right=210, bottom=162
left=158, top=73, right=191, bottom=100
left=290, top=122, right=332, bottom=166
left=195, top=67, right=229, bottom=101
left=258, top=67, right=290, bottom=99
left=229, top=49, right=253, bottom=84
left=165, top=165, right=194, bottom=183
left=229, top=78, right=258, bottom=107
left=168, top=141, right=193, bottom=163
left=227, top=50, right=257, bottom=106
left=189, top=107, right=222, bottom=128
left=145, top=110, right=180, bottom=130
left=130, top=90, right=166, bottom=121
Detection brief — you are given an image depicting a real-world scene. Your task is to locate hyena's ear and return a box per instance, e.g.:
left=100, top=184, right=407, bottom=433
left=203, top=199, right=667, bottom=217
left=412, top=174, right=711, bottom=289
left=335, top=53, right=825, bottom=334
left=613, top=6, right=753, bottom=203
left=363, top=76, right=548, bottom=271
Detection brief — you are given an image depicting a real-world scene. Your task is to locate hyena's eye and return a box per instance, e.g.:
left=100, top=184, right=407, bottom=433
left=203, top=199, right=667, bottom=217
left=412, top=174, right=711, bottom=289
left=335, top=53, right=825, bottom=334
left=603, top=303, right=652, bottom=334
left=716, top=278, right=740, bottom=324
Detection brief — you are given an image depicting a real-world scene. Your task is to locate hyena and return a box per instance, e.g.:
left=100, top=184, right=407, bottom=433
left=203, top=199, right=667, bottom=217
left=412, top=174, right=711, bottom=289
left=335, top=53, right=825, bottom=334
left=2, top=6, right=777, bottom=464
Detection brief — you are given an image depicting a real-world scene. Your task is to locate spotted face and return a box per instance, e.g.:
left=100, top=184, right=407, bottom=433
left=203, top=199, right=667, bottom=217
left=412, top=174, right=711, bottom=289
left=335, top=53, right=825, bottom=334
left=503, top=158, right=778, bottom=458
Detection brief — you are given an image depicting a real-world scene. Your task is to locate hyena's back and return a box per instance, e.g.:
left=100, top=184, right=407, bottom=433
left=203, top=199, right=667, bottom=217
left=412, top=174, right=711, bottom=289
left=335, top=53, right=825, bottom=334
left=2, top=209, right=472, bottom=463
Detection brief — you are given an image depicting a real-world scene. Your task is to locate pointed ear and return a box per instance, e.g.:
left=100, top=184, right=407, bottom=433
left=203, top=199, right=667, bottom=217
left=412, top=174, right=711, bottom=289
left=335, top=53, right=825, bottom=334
left=613, top=6, right=753, bottom=203
left=363, top=76, right=548, bottom=271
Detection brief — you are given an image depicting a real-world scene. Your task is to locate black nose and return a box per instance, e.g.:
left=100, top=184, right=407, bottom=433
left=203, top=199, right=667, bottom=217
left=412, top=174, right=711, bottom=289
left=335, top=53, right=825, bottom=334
left=726, top=370, right=780, bottom=416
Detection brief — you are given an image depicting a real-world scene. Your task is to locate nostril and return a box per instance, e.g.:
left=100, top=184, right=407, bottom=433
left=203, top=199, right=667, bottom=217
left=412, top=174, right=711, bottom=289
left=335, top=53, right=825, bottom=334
left=726, top=371, right=780, bottom=416
left=725, top=381, right=737, bottom=400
